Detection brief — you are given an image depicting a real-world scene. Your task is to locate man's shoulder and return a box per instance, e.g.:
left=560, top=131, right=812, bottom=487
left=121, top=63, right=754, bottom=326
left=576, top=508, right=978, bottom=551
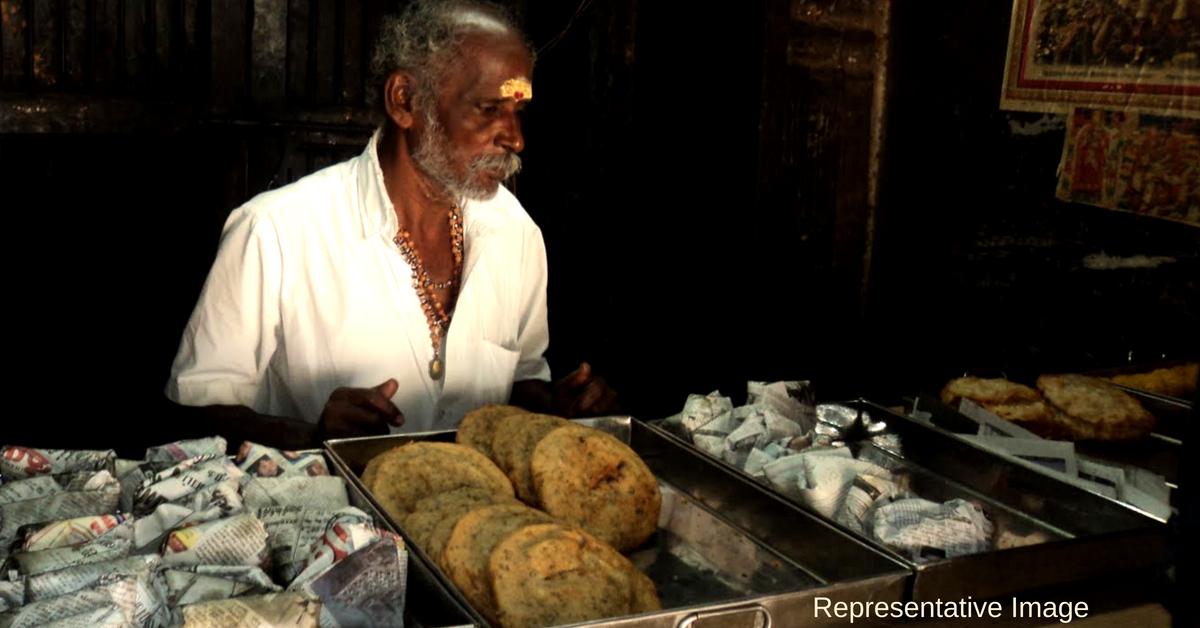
left=232, top=157, right=361, bottom=226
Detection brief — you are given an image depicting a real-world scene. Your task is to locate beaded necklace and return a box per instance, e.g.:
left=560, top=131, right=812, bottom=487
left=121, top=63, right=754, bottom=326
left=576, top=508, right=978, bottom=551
left=392, top=204, right=464, bottom=380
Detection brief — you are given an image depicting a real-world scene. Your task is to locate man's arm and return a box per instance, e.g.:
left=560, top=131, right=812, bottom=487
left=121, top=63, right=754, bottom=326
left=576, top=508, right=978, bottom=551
left=510, top=362, right=619, bottom=418
left=162, top=379, right=404, bottom=451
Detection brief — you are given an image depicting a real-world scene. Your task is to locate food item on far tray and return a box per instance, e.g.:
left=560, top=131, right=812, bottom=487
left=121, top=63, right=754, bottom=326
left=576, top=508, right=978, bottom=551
left=457, top=404, right=530, bottom=458
left=1107, top=362, right=1199, bottom=399
left=365, top=442, right=514, bottom=520
left=939, top=376, right=1063, bottom=437
left=489, top=523, right=659, bottom=628
left=1035, top=374, right=1157, bottom=441
left=530, top=424, right=661, bottom=552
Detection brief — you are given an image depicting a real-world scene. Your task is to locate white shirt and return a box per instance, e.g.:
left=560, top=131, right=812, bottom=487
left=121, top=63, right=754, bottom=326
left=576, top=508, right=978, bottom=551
left=166, top=130, right=551, bottom=432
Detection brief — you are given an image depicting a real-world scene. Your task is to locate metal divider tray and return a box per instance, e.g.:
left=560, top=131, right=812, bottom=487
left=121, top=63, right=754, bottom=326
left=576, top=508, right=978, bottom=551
left=646, top=400, right=1167, bottom=603
left=325, top=417, right=911, bottom=628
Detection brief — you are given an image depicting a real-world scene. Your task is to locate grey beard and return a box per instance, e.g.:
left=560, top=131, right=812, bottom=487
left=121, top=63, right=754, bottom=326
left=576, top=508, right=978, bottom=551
left=412, top=111, right=522, bottom=201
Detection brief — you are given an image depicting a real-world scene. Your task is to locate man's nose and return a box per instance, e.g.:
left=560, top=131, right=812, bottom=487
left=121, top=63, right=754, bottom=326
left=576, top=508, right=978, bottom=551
left=498, top=114, right=524, bottom=154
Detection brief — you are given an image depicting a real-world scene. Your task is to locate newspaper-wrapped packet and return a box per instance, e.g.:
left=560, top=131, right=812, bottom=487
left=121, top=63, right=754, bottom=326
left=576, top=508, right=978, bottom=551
left=18, top=513, right=130, bottom=552
left=867, top=498, right=994, bottom=562
left=26, top=554, right=161, bottom=603
left=765, top=447, right=893, bottom=520
left=145, top=438, right=229, bottom=469
left=242, top=477, right=349, bottom=511
left=723, top=406, right=807, bottom=469
left=0, top=447, right=116, bottom=482
left=9, top=518, right=135, bottom=576
left=179, top=591, right=321, bottom=628
left=0, top=571, right=174, bottom=628
left=161, top=513, right=270, bottom=568
left=132, top=457, right=245, bottom=551
left=235, top=443, right=329, bottom=481
left=0, top=471, right=121, bottom=542
left=0, top=578, right=24, bottom=612
left=164, top=566, right=282, bottom=607
left=834, top=475, right=912, bottom=531
left=291, top=536, right=407, bottom=628
left=746, top=381, right=817, bottom=432
left=0, top=476, right=62, bottom=506
left=257, top=507, right=373, bottom=586
left=289, top=521, right=404, bottom=586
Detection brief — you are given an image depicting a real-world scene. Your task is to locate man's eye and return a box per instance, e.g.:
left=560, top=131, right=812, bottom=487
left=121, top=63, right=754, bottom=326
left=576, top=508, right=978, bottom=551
left=479, top=104, right=499, bottom=115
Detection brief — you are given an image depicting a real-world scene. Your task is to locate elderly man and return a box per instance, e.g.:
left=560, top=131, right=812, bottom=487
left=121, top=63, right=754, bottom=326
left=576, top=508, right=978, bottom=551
left=165, top=0, right=616, bottom=449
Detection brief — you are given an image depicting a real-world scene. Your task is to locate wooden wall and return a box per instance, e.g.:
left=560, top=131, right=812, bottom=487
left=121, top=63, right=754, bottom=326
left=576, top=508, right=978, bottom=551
left=1, top=0, right=1194, bottom=454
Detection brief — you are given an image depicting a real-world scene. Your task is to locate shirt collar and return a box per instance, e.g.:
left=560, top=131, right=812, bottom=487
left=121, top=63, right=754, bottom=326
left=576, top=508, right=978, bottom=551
left=358, top=127, right=399, bottom=240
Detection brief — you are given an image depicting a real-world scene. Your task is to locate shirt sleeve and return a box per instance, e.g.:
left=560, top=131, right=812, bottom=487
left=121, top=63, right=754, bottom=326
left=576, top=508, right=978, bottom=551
left=165, top=206, right=284, bottom=409
left=513, top=224, right=551, bottom=383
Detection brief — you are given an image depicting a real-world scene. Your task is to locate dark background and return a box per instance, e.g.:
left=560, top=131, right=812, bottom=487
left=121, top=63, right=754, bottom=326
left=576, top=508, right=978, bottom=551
left=1, top=0, right=1196, bottom=456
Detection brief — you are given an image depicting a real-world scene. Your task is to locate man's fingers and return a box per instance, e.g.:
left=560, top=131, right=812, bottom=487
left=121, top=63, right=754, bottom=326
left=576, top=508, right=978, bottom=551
left=324, top=402, right=390, bottom=437
left=575, top=380, right=606, bottom=413
left=559, top=362, right=592, bottom=390
left=375, top=378, right=400, bottom=399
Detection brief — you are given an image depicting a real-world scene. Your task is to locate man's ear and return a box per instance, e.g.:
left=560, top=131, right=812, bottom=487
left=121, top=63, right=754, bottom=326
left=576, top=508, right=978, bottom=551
left=384, top=72, right=417, bottom=129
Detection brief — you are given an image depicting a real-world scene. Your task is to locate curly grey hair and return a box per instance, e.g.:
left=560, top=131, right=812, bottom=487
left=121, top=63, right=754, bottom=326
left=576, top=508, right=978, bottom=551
left=368, top=0, right=534, bottom=123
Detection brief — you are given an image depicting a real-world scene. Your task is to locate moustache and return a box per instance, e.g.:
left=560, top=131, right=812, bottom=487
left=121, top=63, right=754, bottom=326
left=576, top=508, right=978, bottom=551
left=470, top=152, right=522, bottom=180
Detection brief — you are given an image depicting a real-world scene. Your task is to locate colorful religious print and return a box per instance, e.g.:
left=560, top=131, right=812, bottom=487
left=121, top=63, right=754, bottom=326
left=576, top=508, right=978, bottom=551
left=1001, top=0, right=1200, bottom=115
left=1057, top=106, right=1200, bottom=225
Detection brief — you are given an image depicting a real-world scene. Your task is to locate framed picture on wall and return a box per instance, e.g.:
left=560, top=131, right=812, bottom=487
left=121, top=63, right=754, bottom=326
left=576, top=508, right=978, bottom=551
left=1057, top=106, right=1200, bottom=225
left=1001, top=0, right=1200, bottom=116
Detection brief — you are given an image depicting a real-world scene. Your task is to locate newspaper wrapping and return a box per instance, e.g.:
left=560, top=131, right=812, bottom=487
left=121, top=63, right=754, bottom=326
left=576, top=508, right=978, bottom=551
left=26, top=554, right=161, bottom=603
left=19, top=513, right=129, bottom=552
left=161, top=513, right=270, bottom=568
left=235, top=444, right=330, bottom=481
left=145, top=439, right=228, bottom=470
left=0, top=578, right=24, bottom=612
left=0, top=471, right=121, bottom=542
left=257, top=507, right=372, bottom=585
left=132, top=457, right=245, bottom=551
left=678, top=392, right=735, bottom=434
left=10, top=523, right=134, bottom=576
left=289, top=522, right=404, bottom=587
left=0, top=476, right=62, bottom=506
left=722, top=406, right=807, bottom=469
left=133, top=457, right=244, bottom=517
left=0, top=448, right=116, bottom=482
left=867, top=497, right=994, bottom=562
left=835, top=474, right=911, bottom=531
left=164, top=566, right=282, bottom=607
left=242, top=478, right=349, bottom=511
left=794, top=449, right=893, bottom=520
left=293, top=537, right=407, bottom=628
left=0, top=571, right=173, bottom=628
left=746, top=380, right=817, bottom=432
left=179, top=591, right=321, bottom=628
left=23, top=605, right=133, bottom=628
left=116, top=462, right=149, bottom=515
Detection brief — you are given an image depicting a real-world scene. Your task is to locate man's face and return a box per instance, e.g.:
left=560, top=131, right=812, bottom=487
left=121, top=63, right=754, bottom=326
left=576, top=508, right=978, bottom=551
left=411, top=33, right=532, bottom=201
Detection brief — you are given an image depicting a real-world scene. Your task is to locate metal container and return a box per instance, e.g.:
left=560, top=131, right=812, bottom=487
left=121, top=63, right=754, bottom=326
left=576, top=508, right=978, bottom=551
left=647, top=400, right=1166, bottom=603
left=325, top=417, right=911, bottom=628
left=319, top=449, right=477, bottom=628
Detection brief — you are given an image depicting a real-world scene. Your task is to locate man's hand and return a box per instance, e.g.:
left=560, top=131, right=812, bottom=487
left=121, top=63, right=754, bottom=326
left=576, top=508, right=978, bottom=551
left=552, top=362, right=620, bottom=418
left=316, top=379, right=405, bottom=440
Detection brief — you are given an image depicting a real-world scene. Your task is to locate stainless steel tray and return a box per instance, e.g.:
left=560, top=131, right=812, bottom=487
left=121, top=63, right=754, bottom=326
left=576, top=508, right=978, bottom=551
left=323, top=450, right=478, bottom=628
left=646, top=401, right=1166, bottom=603
left=325, top=417, right=911, bottom=628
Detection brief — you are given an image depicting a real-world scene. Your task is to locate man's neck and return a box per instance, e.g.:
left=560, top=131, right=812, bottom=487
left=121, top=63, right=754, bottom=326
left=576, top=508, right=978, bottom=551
left=377, top=126, right=456, bottom=235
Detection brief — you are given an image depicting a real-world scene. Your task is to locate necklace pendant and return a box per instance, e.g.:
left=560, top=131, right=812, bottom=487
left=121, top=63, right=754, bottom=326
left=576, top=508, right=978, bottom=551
left=429, top=357, right=444, bottom=380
